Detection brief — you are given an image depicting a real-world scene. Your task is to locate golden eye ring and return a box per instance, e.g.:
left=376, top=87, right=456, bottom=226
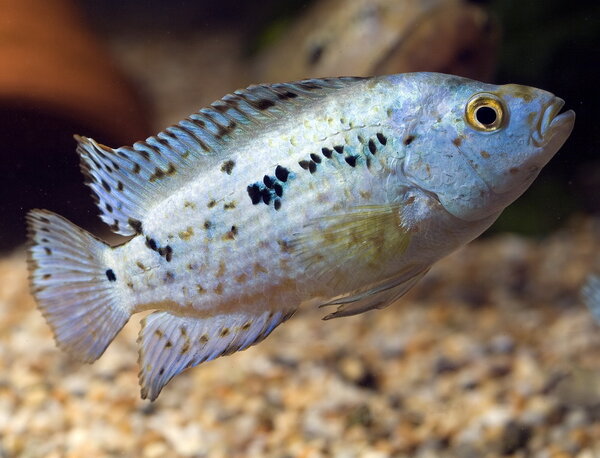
left=465, top=93, right=507, bottom=132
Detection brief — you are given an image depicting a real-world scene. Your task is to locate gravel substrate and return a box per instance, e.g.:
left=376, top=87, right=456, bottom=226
left=1, top=218, right=599, bottom=457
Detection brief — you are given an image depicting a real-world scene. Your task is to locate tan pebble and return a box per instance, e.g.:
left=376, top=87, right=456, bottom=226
left=339, top=357, right=364, bottom=381
left=4, top=434, right=24, bottom=455
left=144, top=441, right=170, bottom=458
left=24, top=385, right=48, bottom=407
left=88, top=383, right=108, bottom=402
left=569, top=428, right=590, bottom=447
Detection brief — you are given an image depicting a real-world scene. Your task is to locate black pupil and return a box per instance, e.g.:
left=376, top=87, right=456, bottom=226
left=475, top=106, right=497, bottom=126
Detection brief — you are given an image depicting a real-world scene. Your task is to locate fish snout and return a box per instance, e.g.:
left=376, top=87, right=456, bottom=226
left=532, top=97, right=575, bottom=147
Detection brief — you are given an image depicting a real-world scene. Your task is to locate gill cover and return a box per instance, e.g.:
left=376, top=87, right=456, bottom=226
left=402, top=137, right=492, bottom=222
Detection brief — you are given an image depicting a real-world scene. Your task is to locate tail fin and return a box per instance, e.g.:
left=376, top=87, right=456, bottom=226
left=26, top=210, right=130, bottom=363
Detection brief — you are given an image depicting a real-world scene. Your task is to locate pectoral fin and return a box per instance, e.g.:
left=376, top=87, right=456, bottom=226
left=319, top=266, right=430, bottom=320
left=290, top=204, right=411, bottom=289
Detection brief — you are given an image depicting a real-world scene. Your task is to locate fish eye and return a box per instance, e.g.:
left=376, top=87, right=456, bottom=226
left=465, top=93, right=506, bottom=132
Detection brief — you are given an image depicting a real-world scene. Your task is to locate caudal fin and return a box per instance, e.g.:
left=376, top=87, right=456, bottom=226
left=26, top=210, right=130, bottom=363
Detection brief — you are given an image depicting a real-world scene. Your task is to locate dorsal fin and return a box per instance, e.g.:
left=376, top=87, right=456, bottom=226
left=77, top=77, right=365, bottom=235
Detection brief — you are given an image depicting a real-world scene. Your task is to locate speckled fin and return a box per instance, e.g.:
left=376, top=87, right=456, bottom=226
left=290, top=205, right=411, bottom=288
left=319, top=266, right=430, bottom=320
left=582, top=275, right=600, bottom=323
left=76, top=77, right=364, bottom=236
left=138, top=308, right=295, bottom=400
left=26, top=210, right=130, bottom=362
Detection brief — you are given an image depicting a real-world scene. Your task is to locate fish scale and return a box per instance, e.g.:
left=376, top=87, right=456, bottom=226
left=26, top=72, right=575, bottom=400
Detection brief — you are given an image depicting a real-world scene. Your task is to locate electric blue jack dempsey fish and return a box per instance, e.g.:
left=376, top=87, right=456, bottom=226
left=26, top=73, right=575, bottom=400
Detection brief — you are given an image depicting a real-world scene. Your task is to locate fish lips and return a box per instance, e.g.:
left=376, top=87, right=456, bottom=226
left=531, top=98, right=576, bottom=148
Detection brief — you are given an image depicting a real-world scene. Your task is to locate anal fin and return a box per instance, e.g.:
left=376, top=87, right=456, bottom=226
left=138, top=308, right=295, bottom=400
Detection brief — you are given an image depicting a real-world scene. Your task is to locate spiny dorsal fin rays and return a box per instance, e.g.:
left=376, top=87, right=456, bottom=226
left=77, top=77, right=365, bottom=236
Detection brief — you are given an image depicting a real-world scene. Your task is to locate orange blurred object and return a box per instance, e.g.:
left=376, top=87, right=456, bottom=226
left=0, top=0, right=150, bottom=250
left=0, top=0, right=148, bottom=145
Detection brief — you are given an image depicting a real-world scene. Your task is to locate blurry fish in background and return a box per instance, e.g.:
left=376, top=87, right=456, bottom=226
left=255, top=0, right=498, bottom=82
left=582, top=275, right=600, bottom=323
left=0, top=0, right=150, bottom=251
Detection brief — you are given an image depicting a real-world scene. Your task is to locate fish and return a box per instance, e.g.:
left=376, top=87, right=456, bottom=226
left=26, top=72, right=575, bottom=400
left=582, top=275, right=600, bottom=323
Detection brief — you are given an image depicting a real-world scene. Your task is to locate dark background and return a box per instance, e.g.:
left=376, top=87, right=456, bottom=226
left=0, top=0, right=598, bottom=251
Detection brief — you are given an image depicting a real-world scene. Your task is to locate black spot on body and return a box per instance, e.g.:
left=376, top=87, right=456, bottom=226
left=220, top=160, right=235, bottom=175
left=274, top=198, right=282, bottom=211
left=275, top=165, right=289, bottom=182
left=44, top=247, right=52, bottom=255
left=310, top=153, right=321, bottom=164
left=321, top=147, right=333, bottom=158
left=207, top=199, right=217, bottom=208
left=273, top=183, right=283, bottom=197
left=368, top=139, right=377, bottom=154
left=263, top=175, right=274, bottom=188
left=345, top=156, right=358, bottom=167
left=376, top=133, right=387, bottom=145
left=204, top=220, right=213, bottom=230
left=164, top=271, right=175, bottom=283
left=105, top=204, right=113, bottom=213
left=298, top=160, right=310, bottom=170
left=106, top=269, right=117, bottom=282
left=117, top=181, right=124, bottom=191
left=404, top=135, right=415, bottom=145
left=128, top=218, right=143, bottom=234
left=101, top=180, right=111, bottom=192
left=132, top=163, right=141, bottom=174
left=247, top=184, right=262, bottom=204
left=334, top=145, right=344, bottom=154
left=145, top=237, right=158, bottom=252
left=308, top=161, right=317, bottom=174
left=164, top=245, right=173, bottom=262
left=261, top=188, right=271, bottom=204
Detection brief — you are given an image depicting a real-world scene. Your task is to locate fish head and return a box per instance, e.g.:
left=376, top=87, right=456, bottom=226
left=398, top=74, right=575, bottom=222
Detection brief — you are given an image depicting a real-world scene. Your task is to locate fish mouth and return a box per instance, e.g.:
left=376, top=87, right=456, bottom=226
left=531, top=98, right=575, bottom=147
